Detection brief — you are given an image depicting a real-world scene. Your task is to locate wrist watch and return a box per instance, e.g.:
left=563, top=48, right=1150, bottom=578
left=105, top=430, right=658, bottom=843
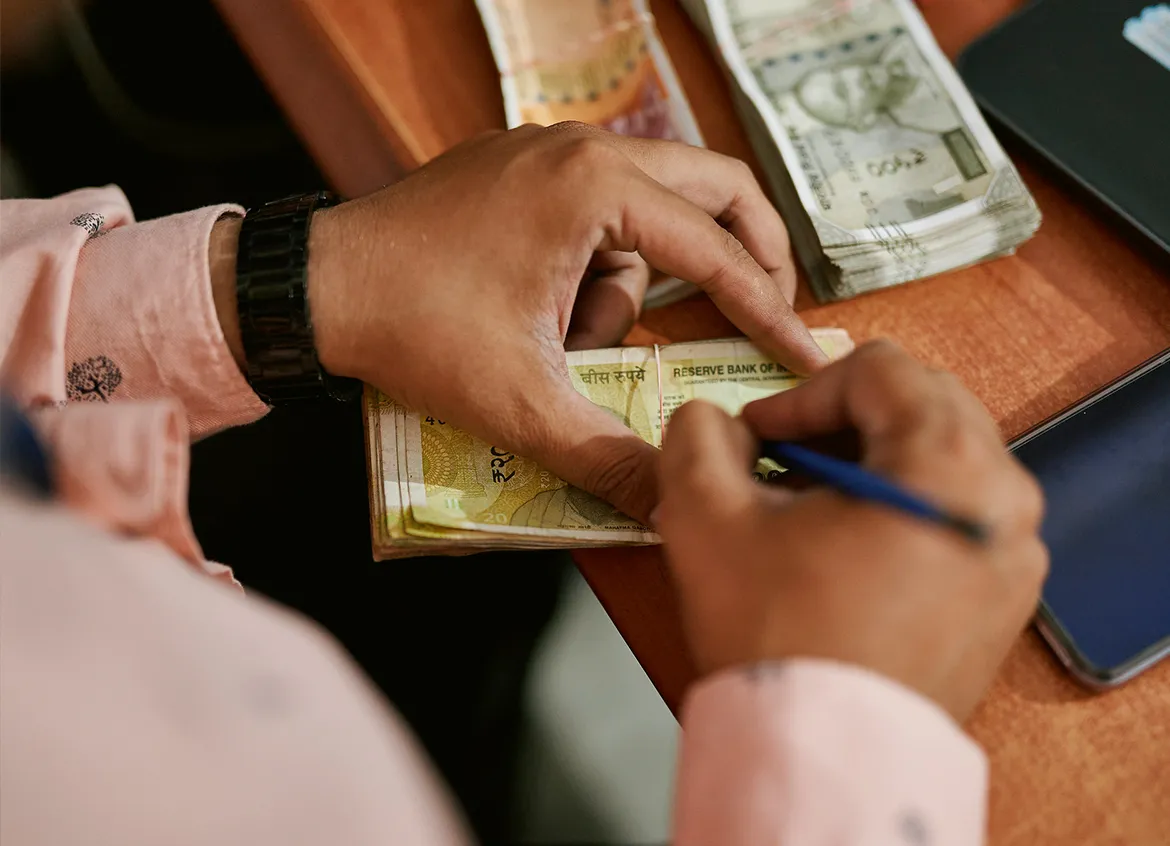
left=235, top=191, right=361, bottom=403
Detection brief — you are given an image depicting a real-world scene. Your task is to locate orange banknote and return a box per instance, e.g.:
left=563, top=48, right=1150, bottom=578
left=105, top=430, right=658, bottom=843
left=477, top=0, right=706, bottom=306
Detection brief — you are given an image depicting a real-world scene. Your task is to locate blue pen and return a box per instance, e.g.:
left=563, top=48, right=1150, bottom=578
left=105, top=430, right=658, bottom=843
left=760, top=441, right=990, bottom=544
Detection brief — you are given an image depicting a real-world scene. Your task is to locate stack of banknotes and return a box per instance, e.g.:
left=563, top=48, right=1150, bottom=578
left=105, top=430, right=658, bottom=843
left=679, top=0, right=1042, bottom=301
left=475, top=0, right=704, bottom=307
left=363, top=328, right=853, bottom=559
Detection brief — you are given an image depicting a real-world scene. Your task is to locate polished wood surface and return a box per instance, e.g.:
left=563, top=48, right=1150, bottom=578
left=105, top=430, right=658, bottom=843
left=218, top=0, right=1170, bottom=841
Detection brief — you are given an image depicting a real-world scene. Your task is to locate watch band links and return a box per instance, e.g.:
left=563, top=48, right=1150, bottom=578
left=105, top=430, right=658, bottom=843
left=236, top=191, right=361, bottom=403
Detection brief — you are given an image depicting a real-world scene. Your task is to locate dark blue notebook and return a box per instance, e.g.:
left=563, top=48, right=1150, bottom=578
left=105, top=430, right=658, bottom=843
left=959, top=0, right=1170, bottom=254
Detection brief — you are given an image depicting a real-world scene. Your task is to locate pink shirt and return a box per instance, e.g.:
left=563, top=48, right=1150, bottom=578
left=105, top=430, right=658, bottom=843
left=0, top=187, right=988, bottom=845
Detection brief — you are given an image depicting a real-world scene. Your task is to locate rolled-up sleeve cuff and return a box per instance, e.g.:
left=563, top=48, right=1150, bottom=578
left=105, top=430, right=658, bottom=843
left=65, top=204, right=268, bottom=438
left=673, top=659, right=988, bottom=846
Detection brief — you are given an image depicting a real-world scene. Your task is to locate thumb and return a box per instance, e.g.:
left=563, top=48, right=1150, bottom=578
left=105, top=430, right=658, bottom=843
left=658, top=400, right=759, bottom=534
left=517, top=383, right=660, bottom=525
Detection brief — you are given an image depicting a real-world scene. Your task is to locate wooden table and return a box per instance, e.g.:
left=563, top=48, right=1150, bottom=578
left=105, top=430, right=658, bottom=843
left=216, top=1, right=1170, bottom=841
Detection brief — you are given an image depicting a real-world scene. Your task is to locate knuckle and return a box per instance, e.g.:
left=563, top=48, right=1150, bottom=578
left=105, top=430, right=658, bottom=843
left=729, top=159, right=774, bottom=215
left=929, top=368, right=965, bottom=395
left=733, top=156, right=755, bottom=178
left=935, top=411, right=986, bottom=465
left=469, top=128, right=507, bottom=145
left=875, top=387, right=935, bottom=438
left=1006, top=536, right=1050, bottom=599
left=703, top=232, right=756, bottom=293
left=725, top=229, right=755, bottom=263
left=931, top=369, right=991, bottom=421
left=849, top=340, right=914, bottom=386
left=1011, top=464, right=1046, bottom=530
left=728, top=156, right=757, bottom=186
left=849, top=342, right=939, bottom=433
left=548, top=119, right=596, bottom=137
left=1026, top=537, right=1051, bottom=587
left=498, top=124, right=543, bottom=149
left=934, top=369, right=1006, bottom=448
left=853, top=338, right=907, bottom=367
left=556, top=135, right=621, bottom=183
left=928, top=394, right=998, bottom=466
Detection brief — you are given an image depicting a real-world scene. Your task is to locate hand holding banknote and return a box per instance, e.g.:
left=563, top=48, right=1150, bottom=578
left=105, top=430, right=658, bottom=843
left=307, top=122, right=827, bottom=522
left=657, top=341, right=1047, bottom=721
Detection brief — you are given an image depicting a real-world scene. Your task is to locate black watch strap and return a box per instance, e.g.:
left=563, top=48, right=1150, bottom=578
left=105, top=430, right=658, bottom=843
left=235, top=191, right=361, bottom=403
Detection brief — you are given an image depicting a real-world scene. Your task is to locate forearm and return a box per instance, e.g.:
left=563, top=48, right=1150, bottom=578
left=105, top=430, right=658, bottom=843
left=673, top=661, right=988, bottom=846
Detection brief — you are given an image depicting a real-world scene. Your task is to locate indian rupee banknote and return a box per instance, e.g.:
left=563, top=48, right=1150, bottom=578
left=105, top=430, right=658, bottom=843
left=365, top=328, right=854, bottom=558
left=476, top=0, right=705, bottom=307
left=680, top=0, right=1041, bottom=300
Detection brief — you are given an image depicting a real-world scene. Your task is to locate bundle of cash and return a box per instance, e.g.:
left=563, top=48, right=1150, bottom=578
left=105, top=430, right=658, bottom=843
left=363, top=328, right=853, bottom=559
left=679, top=0, right=1042, bottom=301
left=475, top=0, right=705, bottom=307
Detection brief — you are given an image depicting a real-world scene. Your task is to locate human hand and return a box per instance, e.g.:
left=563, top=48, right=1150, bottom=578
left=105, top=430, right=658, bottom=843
left=655, top=340, right=1047, bottom=721
left=305, top=122, right=827, bottom=522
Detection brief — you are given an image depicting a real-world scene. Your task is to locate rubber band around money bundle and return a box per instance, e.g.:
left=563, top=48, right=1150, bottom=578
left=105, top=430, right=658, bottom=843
left=654, top=343, right=666, bottom=442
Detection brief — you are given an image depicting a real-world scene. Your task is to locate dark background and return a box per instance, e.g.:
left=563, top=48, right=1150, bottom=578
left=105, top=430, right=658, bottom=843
left=1, top=2, right=568, bottom=841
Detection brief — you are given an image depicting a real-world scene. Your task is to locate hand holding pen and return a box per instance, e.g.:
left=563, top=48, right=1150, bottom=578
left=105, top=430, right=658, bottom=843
left=654, top=340, right=1048, bottom=723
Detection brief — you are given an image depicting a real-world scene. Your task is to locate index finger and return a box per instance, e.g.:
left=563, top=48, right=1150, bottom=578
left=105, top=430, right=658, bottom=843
left=605, top=136, right=801, bottom=304
left=741, top=340, right=1005, bottom=467
left=741, top=340, right=948, bottom=443
left=597, top=169, right=829, bottom=374
left=741, top=340, right=1041, bottom=540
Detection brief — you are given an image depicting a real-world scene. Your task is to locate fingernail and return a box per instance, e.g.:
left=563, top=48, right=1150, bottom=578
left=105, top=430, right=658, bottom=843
left=804, top=342, right=831, bottom=373
left=811, top=336, right=831, bottom=362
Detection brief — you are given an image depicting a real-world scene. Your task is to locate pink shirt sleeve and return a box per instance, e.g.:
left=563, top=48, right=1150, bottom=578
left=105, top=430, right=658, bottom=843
left=2, top=188, right=989, bottom=846
left=0, top=186, right=268, bottom=438
left=674, top=660, right=988, bottom=846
